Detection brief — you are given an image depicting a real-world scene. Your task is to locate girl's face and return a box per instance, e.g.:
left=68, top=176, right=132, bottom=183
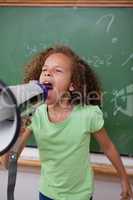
left=39, top=53, right=74, bottom=105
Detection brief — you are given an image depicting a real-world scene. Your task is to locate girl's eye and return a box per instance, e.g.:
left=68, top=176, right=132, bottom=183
left=42, top=69, right=47, bottom=72
left=55, top=68, right=63, bottom=73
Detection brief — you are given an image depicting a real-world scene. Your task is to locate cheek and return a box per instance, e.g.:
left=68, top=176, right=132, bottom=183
left=39, top=73, right=43, bottom=82
left=56, top=78, right=71, bottom=92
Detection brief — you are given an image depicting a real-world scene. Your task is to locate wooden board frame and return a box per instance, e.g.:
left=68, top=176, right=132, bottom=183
left=0, top=0, right=133, bottom=7
left=1, top=157, right=133, bottom=177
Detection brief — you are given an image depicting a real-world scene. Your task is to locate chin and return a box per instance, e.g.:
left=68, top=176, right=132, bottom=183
left=45, top=97, right=58, bottom=106
left=46, top=90, right=60, bottom=105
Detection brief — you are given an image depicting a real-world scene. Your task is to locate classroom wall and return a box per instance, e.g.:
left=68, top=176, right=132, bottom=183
left=0, top=166, right=39, bottom=200
left=0, top=165, right=125, bottom=200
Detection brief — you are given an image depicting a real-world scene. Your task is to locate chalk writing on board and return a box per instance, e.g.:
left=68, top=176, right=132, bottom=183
left=96, top=13, right=115, bottom=33
left=121, top=53, right=133, bottom=71
left=103, top=111, right=109, bottom=119
left=114, top=133, right=131, bottom=147
left=96, top=14, right=118, bottom=44
left=87, top=54, right=112, bottom=68
left=111, top=84, right=133, bottom=117
left=24, top=40, right=70, bottom=57
left=112, top=37, right=118, bottom=44
left=24, top=42, right=49, bottom=57
left=25, top=44, right=38, bottom=56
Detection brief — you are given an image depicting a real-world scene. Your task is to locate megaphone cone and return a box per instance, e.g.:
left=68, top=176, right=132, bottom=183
left=0, top=80, right=49, bottom=155
left=0, top=80, right=20, bottom=155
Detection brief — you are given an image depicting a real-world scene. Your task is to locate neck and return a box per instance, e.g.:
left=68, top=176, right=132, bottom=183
left=48, top=101, right=73, bottom=113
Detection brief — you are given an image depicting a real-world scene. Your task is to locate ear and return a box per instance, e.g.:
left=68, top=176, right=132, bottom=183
left=69, top=83, right=75, bottom=92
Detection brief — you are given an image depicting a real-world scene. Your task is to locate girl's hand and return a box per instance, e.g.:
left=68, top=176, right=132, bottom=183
left=20, top=117, right=31, bottom=135
left=120, top=178, right=133, bottom=200
left=93, top=128, right=133, bottom=200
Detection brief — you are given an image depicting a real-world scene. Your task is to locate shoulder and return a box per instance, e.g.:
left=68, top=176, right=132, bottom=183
left=85, top=105, right=104, bottom=120
left=76, top=105, right=104, bottom=133
left=31, top=103, right=47, bottom=120
left=87, top=105, right=104, bottom=133
left=34, top=103, right=46, bottom=115
left=27, top=104, right=47, bottom=131
left=77, top=104, right=103, bottom=116
left=88, top=105, right=103, bottom=116
left=75, top=104, right=104, bottom=123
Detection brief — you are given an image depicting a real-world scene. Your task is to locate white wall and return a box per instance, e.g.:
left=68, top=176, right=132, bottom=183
left=0, top=166, right=39, bottom=200
left=0, top=165, right=128, bottom=200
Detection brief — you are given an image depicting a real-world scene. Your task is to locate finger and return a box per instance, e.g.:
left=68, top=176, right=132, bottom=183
left=120, top=192, right=130, bottom=200
left=120, top=197, right=130, bottom=200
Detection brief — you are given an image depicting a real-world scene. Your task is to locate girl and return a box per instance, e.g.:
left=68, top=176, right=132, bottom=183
left=1, top=45, right=133, bottom=200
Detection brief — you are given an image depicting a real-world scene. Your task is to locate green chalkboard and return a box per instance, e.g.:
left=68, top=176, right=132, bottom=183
left=0, top=7, right=133, bottom=155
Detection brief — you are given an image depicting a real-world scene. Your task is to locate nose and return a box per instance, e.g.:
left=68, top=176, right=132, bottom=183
left=45, top=71, right=50, bottom=76
left=44, top=69, right=51, bottom=77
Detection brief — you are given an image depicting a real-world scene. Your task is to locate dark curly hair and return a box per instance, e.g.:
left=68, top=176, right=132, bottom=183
left=23, top=45, right=102, bottom=106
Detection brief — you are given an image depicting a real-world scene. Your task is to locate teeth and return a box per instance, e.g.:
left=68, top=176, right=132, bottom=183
left=44, top=82, right=53, bottom=89
left=44, top=82, right=51, bottom=85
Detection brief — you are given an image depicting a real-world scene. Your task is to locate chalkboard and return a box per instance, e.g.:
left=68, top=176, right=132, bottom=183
left=0, top=7, right=133, bottom=156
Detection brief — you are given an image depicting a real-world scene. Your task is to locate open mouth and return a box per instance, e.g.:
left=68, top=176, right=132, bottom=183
left=44, top=82, right=53, bottom=90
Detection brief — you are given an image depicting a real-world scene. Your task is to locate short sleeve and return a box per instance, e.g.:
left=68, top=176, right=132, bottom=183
left=90, top=106, right=104, bottom=133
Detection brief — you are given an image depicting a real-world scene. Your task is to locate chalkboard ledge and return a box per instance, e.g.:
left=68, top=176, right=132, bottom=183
left=0, top=147, right=133, bottom=177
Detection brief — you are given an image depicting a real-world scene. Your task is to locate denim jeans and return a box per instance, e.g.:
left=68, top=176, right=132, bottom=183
left=39, top=193, right=53, bottom=200
left=39, top=193, right=93, bottom=200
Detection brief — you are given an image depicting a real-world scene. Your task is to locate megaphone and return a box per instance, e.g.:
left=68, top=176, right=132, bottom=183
left=0, top=80, right=50, bottom=156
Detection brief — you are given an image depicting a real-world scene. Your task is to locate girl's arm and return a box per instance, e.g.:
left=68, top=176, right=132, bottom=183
left=93, top=128, right=133, bottom=200
left=1, top=127, right=32, bottom=169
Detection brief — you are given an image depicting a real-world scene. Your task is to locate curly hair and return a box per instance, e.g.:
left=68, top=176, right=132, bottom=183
left=23, top=45, right=102, bottom=106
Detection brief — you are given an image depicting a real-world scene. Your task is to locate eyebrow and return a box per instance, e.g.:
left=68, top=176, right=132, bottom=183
left=42, top=65, right=48, bottom=69
left=42, top=65, right=63, bottom=70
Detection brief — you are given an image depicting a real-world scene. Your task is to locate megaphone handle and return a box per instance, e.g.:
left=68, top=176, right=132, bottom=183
left=7, top=151, right=18, bottom=200
left=7, top=135, right=23, bottom=200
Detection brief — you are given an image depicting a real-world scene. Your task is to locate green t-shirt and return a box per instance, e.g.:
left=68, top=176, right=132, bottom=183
left=28, top=104, right=104, bottom=200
